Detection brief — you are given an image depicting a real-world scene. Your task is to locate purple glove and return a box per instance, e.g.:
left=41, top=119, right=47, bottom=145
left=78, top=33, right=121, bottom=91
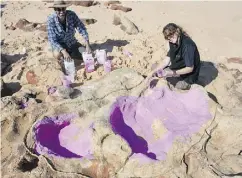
left=152, top=68, right=164, bottom=78
left=157, top=69, right=164, bottom=77
left=47, top=86, right=57, bottom=95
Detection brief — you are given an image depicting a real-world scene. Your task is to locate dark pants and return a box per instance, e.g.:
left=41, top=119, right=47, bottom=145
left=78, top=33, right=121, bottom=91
left=166, top=66, right=200, bottom=90
left=50, top=42, right=86, bottom=74
left=49, top=42, right=85, bottom=60
left=63, top=42, right=85, bottom=60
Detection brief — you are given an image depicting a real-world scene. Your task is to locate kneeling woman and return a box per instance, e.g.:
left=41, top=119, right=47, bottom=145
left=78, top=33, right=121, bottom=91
left=154, top=23, right=201, bottom=90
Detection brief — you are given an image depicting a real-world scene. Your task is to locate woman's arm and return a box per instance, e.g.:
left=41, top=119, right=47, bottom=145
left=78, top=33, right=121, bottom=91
left=174, top=66, right=194, bottom=75
left=159, top=56, right=171, bottom=69
left=153, top=56, right=171, bottom=72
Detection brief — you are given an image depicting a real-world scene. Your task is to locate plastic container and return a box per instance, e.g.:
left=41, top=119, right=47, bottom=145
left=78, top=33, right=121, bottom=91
left=63, top=59, right=76, bottom=82
left=82, top=52, right=95, bottom=73
left=96, top=49, right=107, bottom=65
left=47, top=86, right=57, bottom=95
left=123, top=50, right=133, bottom=58
left=85, top=60, right=95, bottom=73
left=156, top=69, right=164, bottom=78
left=62, top=75, right=72, bottom=88
left=104, top=60, right=112, bottom=73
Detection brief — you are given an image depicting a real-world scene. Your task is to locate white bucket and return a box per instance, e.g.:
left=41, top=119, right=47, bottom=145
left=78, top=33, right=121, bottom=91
left=63, top=60, right=76, bottom=82
left=96, top=49, right=107, bottom=65
left=82, top=52, right=95, bottom=73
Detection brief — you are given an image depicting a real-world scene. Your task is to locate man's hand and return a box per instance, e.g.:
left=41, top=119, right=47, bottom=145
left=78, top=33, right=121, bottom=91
left=85, top=40, right=92, bottom=54
left=61, top=49, right=72, bottom=62
left=86, top=44, right=92, bottom=54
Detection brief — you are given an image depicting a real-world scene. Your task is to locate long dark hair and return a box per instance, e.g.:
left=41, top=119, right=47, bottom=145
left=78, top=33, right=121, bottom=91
left=162, top=23, right=189, bottom=40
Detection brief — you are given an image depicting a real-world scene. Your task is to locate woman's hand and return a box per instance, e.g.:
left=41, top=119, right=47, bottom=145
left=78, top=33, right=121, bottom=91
left=162, top=69, right=173, bottom=77
left=163, top=68, right=177, bottom=77
left=152, top=68, right=164, bottom=78
left=153, top=68, right=177, bottom=78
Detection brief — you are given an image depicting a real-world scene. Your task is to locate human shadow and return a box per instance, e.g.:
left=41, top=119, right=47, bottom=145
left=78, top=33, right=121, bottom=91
left=91, top=39, right=129, bottom=53
left=197, top=61, right=221, bottom=106
left=197, top=61, right=218, bottom=87
left=1, top=53, right=27, bottom=76
left=207, top=91, right=222, bottom=107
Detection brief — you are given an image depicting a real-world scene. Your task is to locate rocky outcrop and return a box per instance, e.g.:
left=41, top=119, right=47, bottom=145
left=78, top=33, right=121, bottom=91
left=1, top=63, right=241, bottom=178
left=110, top=4, right=132, bottom=12
left=70, top=1, right=95, bottom=7
left=113, top=15, right=139, bottom=35
left=15, top=19, right=47, bottom=32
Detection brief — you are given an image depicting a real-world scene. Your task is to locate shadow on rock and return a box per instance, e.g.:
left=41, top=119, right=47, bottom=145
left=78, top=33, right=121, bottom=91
left=17, top=155, right=39, bottom=172
left=92, top=39, right=129, bottom=52
left=81, top=18, right=97, bottom=26
left=1, top=4, right=6, bottom=17
left=70, top=89, right=82, bottom=99
left=1, top=53, right=27, bottom=76
left=149, top=78, right=159, bottom=88
left=0, top=4, right=6, bottom=8
left=197, top=61, right=218, bottom=87
left=196, top=61, right=219, bottom=106
left=207, top=91, right=222, bottom=107
left=1, top=81, right=22, bottom=97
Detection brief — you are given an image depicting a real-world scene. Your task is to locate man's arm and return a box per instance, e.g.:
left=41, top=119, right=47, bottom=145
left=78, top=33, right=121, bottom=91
left=47, top=17, right=64, bottom=53
left=72, top=12, right=91, bottom=52
left=73, top=12, right=89, bottom=42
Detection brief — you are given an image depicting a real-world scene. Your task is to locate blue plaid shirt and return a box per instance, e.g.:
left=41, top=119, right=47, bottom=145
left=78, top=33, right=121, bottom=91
left=47, top=10, right=89, bottom=52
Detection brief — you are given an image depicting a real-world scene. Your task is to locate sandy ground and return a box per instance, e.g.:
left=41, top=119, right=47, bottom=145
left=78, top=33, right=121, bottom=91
left=1, top=1, right=242, bottom=60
